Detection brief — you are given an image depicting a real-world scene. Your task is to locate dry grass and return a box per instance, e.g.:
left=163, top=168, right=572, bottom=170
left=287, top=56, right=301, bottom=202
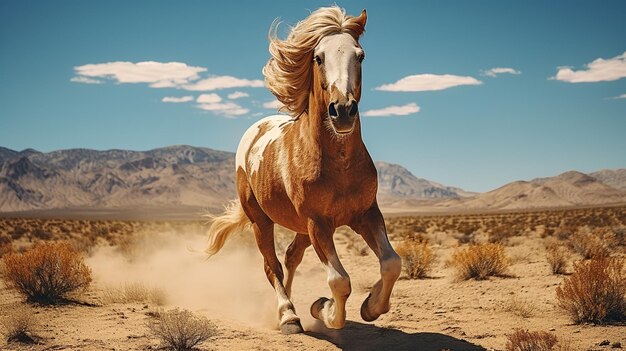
left=102, top=282, right=167, bottom=306
left=498, top=296, right=537, bottom=318
left=556, top=257, right=626, bottom=324
left=0, top=305, right=40, bottom=344
left=450, top=243, right=509, bottom=280
left=395, top=238, right=435, bottom=279
left=545, top=241, right=569, bottom=275
left=2, top=241, right=92, bottom=304
left=147, top=308, right=216, bottom=351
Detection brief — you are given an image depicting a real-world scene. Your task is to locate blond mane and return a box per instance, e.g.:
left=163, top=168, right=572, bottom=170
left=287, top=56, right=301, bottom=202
left=262, top=6, right=366, bottom=117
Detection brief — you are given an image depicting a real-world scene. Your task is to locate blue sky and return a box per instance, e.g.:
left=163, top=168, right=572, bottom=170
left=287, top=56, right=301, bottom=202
left=1, top=1, right=625, bottom=192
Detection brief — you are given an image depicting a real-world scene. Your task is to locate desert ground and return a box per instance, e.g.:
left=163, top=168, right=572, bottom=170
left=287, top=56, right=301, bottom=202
left=1, top=205, right=625, bottom=350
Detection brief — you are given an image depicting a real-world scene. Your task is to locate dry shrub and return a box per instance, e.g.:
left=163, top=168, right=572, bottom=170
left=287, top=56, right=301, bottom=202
left=556, top=257, right=626, bottom=323
left=0, top=305, right=40, bottom=344
left=0, top=234, right=12, bottom=257
left=102, top=282, right=167, bottom=306
left=569, top=231, right=609, bottom=259
left=545, top=242, right=569, bottom=275
left=395, top=239, right=434, bottom=279
left=451, top=243, right=509, bottom=280
left=147, top=308, right=216, bottom=351
left=2, top=241, right=92, bottom=303
left=505, top=329, right=557, bottom=351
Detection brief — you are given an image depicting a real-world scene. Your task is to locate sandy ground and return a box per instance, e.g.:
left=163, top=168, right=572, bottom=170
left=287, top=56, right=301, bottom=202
left=1, top=224, right=625, bottom=351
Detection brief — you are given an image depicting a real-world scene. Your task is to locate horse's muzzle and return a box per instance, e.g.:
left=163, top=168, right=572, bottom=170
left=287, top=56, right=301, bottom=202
left=328, top=99, right=358, bottom=134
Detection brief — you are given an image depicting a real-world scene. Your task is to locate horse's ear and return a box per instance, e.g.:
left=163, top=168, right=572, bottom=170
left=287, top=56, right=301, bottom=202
left=354, top=9, right=367, bottom=30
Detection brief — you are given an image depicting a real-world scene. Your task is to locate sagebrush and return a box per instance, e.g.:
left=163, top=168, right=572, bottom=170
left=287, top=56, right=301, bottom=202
left=450, top=243, right=509, bottom=280
left=2, top=242, right=92, bottom=303
left=147, top=308, right=216, bottom=351
left=395, top=238, right=434, bottom=279
left=545, top=242, right=568, bottom=275
left=505, top=329, right=557, bottom=351
left=556, top=257, right=626, bottom=323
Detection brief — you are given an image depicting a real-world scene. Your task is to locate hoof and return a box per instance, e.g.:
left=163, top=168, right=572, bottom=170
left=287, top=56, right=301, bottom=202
left=310, top=297, right=330, bottom=321
left=280, top=320, right=304, bottom=335
left=360, top=294, right=377, bottom=322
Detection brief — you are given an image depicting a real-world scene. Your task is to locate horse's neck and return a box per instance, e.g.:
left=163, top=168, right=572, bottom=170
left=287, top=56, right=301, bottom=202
left=301, top=96, right=367, bottom=165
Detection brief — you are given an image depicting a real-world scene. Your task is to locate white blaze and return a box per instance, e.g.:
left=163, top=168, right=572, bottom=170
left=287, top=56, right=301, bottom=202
left=314, top=33, right=363, bottom=97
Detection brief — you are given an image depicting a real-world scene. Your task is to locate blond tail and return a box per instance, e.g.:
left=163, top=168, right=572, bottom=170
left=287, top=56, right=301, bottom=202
left=205, top=200, right=250, bottom=257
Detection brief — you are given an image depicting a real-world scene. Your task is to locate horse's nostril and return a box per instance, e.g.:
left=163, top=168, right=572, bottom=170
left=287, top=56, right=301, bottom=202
left=349, top=102, right=358, bottom=116
left=328, top=102, right=338, bottom=117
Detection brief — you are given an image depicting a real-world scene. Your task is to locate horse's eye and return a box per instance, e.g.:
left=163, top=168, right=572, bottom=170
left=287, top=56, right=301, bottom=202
left=358, top=54, right=365, bottom=63
left=314, top=55, right=323, bottom=65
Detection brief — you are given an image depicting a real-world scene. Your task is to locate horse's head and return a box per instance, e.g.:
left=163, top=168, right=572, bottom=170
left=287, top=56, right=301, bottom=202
left=312, top=10, right=367, bottom=134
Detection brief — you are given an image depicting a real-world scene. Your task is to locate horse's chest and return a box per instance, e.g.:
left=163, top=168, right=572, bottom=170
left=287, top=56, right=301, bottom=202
left=299, top=167, right=377, bottom=221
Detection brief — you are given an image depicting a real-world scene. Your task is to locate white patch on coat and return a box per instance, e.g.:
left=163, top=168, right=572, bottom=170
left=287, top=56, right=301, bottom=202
left=235, top=115, right=293, bottom=176
left=314, top=33, right=363, bottom=97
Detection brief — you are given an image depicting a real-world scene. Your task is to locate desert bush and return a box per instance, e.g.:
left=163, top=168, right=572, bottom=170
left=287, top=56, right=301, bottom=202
left=556, top=257, right=626, bottom=323
left=147, top=308, right=216, bottom=351
left=102, top=282, right=167, bottom=306
left=395, top=239, right=434, bottom=279
left=0, top=305, right=40, bottom=344
left=9, top=225, right=28, bottom=240
left=545, top=242, right=569, bottom=275
left=2, top=241, right=92, bottom=303
left=569, top=231, right=609, bottom=259
left=505, top=329, right=557, bottom=351
left=30, top=228, right=52, bottom=241
left=450, top=243, right=509, bottom=280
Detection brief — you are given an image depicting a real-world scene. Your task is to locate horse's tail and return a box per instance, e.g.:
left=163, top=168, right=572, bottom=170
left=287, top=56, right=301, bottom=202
left=205, top=200, right=250, bottom=257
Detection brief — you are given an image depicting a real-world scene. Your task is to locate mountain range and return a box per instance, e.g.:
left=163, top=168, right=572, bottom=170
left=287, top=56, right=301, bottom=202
left=1, top=145, right=625, bottom=214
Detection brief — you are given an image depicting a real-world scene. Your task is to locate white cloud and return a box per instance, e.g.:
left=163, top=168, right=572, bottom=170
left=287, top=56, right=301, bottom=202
left=375, top=74, right=482, bottom=92
left=227, top=91, right=249, bottom=99
left=70, top=76, right=103, bottom=84
left=553, top=52, right=626, bottom=83
left=196, top=93, right=222, bottom=104
left=183, top=76, right=264, bottom=91
left=361, top=103, right=420, bottom=117
left=262, top=99, right=283, bottom=109
left=610, top=93, right=626, bottom=99
left=482, top=67, right=521, bottom=77
left=162, top=96, right=194, bottom=103
left=196, top=102, right=249, bottom=117
left=73, top=61, right=206, bottom=88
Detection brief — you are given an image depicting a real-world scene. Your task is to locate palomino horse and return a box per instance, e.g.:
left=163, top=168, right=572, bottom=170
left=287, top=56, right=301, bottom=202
left=206, top=6, right=401, bottom=334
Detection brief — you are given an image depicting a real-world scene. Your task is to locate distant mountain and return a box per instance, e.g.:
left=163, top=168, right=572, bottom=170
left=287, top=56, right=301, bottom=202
left=375, top=161, right=474, bottom=201
left=1, top=145, right=624, bottom=213
left=0, top=146, right=236, bottom=212
left=590, top=169, right=626, bottom=191
left=444, top=170, right=626, bottom=210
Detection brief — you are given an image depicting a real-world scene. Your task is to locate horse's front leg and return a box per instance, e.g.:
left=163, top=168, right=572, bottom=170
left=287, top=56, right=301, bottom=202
left=308, top=218, right=351, bottom=329
left=350, top=205, right=401, bottom=322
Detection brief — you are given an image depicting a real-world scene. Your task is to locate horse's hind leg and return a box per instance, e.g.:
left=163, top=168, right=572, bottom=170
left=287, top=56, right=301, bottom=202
left=284, top=233, right=311, bottom=298
left=350, top=205, right=401, bottom=322
left=308, top=219, right=351, bottom=329
left=239, top=185, right=303, bottom=334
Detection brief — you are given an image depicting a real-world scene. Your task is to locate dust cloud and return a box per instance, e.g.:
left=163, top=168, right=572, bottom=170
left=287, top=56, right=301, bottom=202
left=86, top=226, right=278, bottom=328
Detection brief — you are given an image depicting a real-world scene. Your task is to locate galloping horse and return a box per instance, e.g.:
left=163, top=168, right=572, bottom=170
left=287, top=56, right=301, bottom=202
left=206, top=6, right=401, bottom=334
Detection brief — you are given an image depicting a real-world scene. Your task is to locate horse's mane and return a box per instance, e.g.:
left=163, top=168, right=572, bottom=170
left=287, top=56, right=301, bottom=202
left=262, top=6, right=366, bottom=117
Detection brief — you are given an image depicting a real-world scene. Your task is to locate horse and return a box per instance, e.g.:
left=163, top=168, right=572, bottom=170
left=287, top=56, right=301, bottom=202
left=206, top=6, right=401, bottom=334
